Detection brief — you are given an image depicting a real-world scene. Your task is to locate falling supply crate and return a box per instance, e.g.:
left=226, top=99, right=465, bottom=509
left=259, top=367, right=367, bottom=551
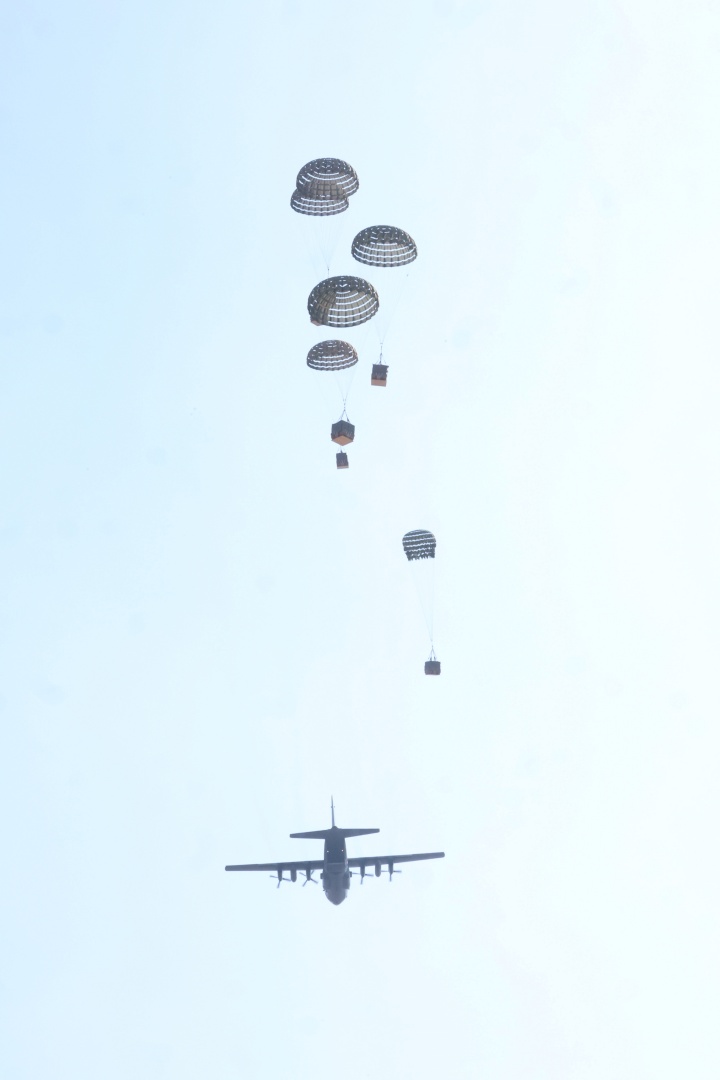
left=424, top=659, right=441, bottom=676
left=336, top=451, right=349, bottom=469
left=331, top=419, right=355, bottom=446
left=371, top=363, right=388, bottom=387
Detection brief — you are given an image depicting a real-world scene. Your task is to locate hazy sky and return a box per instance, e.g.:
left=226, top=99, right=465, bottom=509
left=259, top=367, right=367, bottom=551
left=2, top=2, right=720, bottom=1078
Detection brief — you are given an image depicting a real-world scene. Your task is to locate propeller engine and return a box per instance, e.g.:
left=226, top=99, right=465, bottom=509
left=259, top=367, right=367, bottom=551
left=382, top=862, right=401, bottom=881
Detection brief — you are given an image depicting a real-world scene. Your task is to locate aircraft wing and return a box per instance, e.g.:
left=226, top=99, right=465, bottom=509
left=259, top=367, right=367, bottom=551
left=347, top=852, right=445, bottom=869
left=225, top=860, right=324, bottom=872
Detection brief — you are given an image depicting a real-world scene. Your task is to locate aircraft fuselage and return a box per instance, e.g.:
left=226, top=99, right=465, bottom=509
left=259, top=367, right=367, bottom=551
left=322, top=828, right=351, bottom=905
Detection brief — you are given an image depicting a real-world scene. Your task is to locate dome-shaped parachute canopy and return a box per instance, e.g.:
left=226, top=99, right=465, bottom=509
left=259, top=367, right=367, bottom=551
left=402, top=529, right=436, bottom=561
left=352, top=225, right=417, bottom=267
left=307, top=340, right=359, bottom=372
left=295, top=177, right=346, bottom=201
left=291, top=187, right=349, bottom=217
left=296, top=158, right=359, bottom=199
left=308, top=276, right=379, bottom=328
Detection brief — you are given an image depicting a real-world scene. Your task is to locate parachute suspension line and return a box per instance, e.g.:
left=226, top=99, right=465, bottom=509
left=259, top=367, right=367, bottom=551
left=309, top=218, right=328, bottom=277
left=426, top=561, right=436, bottom=647
left=375, top=269, right=411, bottom=350
left=353, top=314, right=379, bottom=359
left=428, top=561, right=435, bottom=646
left=333, top=361, right=357, bottom=410
left=323, top=233, right=330, bottom=277
left=320, top=238, right=330, bottom=277
left=409, top=560, right=435, bottom=648
left=301, top=226, right=331, bottom=294
left=310, top=214, right=344, bottom=277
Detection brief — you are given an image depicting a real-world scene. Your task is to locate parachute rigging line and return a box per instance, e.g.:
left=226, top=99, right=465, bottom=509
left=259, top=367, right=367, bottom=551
left=374, top=269, right=411, bottom=349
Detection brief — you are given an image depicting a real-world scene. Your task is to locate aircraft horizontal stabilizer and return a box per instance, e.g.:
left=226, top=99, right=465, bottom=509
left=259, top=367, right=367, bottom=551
left=290, top=827, right=380, bottom=840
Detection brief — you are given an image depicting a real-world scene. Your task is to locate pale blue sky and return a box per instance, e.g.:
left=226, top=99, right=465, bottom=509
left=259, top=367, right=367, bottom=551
left=2, top=2, right=720, bottom=1078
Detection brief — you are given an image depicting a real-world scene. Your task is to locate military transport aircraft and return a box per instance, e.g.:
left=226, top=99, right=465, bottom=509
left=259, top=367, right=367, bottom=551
left=225, top=800, right=444, bottom=906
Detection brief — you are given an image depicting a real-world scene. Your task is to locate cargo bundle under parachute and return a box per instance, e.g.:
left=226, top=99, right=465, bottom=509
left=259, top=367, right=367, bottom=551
left=306, top=340, right=360, bottom=471
left=351, top=226, right=417, bottom=389
left=402, top=530, right=441, bottom=675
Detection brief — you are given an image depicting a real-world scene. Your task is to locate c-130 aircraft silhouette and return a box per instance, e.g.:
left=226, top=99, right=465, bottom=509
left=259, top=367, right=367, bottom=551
left=225, top=800, right=444, bottom=906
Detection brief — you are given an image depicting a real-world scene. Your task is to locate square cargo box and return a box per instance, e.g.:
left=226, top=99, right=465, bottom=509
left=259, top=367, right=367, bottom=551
left=331, top=419, right=355, bottom=446
left=371, top=363, right=388, bottom=387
